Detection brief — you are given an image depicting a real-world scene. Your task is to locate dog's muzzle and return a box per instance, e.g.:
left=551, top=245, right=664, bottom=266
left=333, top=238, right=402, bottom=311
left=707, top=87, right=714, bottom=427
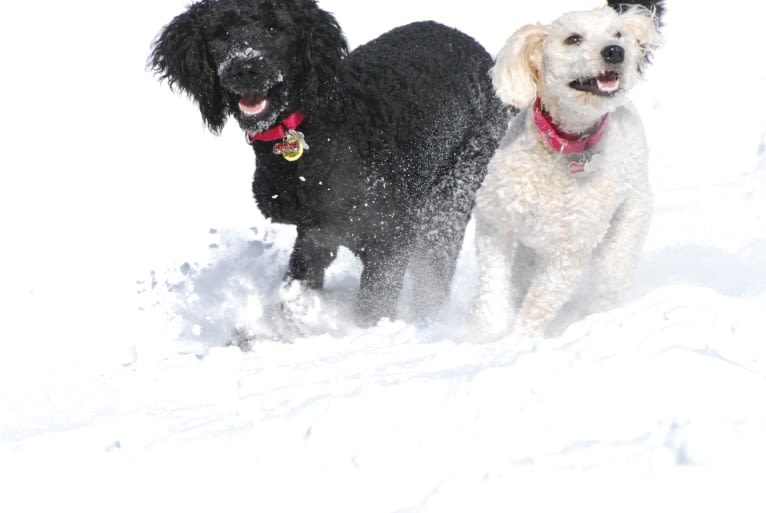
left=220, top=58, right=269, bottom=93
left=601, top=45, right=625, bottom=65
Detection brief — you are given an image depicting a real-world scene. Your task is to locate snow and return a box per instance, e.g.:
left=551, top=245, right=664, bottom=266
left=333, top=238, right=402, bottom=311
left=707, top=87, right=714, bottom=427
left=2, top=0, right=766, bottom=511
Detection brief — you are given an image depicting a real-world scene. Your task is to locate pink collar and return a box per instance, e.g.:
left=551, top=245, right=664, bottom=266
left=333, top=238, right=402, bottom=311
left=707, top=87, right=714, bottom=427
left=533, top=98, right=609, bottom=155
left=247, top=111, right=306, bottom=143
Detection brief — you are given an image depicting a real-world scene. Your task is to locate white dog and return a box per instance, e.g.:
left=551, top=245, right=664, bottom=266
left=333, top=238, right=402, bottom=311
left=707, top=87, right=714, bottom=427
left=472, top=5, right=662, bottom=338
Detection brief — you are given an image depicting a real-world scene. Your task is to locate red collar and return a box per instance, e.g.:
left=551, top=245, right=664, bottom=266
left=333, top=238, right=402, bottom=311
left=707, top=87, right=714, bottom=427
left=533, top=98, right=608, bottom=155
left=247, top=111, right=306, bottom=143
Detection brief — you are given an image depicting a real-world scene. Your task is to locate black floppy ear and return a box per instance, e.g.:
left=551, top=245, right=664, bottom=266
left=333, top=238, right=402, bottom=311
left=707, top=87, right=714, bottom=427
left=607, top=0, right=665, bottom=25
left=293, top=1, right=348, bottom=114
left=149, top=2, right=228, bottom=133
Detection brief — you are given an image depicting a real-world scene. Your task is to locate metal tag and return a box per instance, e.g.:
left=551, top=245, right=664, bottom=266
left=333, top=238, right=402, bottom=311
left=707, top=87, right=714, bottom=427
left=273, top=130, right=309, bottom=162
left=566, top=149, right=602, bottom=176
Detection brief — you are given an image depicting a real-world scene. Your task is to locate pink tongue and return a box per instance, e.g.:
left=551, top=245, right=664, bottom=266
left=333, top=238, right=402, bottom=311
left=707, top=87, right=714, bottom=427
left=239, top=95, right=267, bottom=116
left=597, top=78, right=619, bottom=91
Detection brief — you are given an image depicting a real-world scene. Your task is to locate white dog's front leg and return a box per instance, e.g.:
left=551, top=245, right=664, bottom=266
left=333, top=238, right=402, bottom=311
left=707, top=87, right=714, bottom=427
left=514, top=250, right=590, bottom=337
left=589, top=190, right=653, bottom=313
left=472, top=220, right=515, bottom=337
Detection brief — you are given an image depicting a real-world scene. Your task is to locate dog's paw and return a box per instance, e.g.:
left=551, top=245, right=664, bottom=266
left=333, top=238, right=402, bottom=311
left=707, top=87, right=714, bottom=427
left=464, top=309, right=512, bottom=343
left=228, top=325, right=266, bottom=351
left=512, top=318, right=546, bottom=339
left=353, top=291, right=398, bottom=329
left=470, top=327, right=511, bottom=344
left=267, top=280, right=353, bottom=341
left=585, top=290, right=622, bottom=317
left=272, top=280, right=322, bottom=338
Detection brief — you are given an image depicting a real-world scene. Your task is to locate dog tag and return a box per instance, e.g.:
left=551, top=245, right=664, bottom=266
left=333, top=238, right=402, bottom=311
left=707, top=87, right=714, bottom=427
left=274, top=130, right=310, bottom=162
left=567, top=150, right=595, bottom=176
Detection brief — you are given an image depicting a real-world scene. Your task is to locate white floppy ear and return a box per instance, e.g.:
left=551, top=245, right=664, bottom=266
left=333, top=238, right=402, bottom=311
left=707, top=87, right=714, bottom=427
left=620, top=6, right=663, bottom=71
left=490, top=23, right=548, bottom=109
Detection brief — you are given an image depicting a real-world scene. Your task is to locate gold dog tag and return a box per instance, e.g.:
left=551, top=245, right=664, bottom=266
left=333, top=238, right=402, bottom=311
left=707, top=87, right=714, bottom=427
left=273, top=130, right=309, bottom=162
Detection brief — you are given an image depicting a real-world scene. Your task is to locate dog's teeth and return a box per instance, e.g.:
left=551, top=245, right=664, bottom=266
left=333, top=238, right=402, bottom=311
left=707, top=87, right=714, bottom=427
left=597, top=78, right=619, bottom=93
left=239, top=98, right=268, bottom=116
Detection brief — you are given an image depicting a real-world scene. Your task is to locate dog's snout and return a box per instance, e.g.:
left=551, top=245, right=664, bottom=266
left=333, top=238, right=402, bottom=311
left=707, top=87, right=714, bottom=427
left=222, top=60, right=260, bottom=86
left=601, top=45, right=625, bottom=64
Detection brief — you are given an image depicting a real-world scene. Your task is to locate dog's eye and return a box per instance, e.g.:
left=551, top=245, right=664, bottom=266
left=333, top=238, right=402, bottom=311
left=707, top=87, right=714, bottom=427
left=565, top=34, right=583, bottom=46
left=615, top=31, right=623, bottom=39
left=263, top=19, right=279, bottom=33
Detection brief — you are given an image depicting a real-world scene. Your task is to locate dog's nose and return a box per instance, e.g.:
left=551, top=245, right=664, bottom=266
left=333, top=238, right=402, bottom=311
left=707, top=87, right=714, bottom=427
left=222, top=61, right=259, bottom=84
left=601, top=45, right=625, bottom=64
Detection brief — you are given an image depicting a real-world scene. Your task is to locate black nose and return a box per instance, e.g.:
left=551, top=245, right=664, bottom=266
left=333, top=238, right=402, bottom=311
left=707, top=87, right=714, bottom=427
left=222, top=61, right=258, bottom=83
left=601, top=45, right=625, bottom=64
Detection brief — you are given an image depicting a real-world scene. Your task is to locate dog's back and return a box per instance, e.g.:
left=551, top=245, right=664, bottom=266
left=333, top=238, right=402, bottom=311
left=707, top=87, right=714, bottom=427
left=331, top=21, right=511, bottom=320
left=341, top=22, right=509, bottom=182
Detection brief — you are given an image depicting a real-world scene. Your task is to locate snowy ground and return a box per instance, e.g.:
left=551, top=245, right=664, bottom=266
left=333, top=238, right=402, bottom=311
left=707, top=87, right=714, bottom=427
left=2, top=1, right=766, bottom=511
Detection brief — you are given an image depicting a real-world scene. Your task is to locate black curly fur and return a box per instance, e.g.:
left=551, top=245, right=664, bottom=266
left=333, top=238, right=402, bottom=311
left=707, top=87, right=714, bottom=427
left=150, top=0, right=511, bottom=325
left=608, top=0, right=666, bottom=24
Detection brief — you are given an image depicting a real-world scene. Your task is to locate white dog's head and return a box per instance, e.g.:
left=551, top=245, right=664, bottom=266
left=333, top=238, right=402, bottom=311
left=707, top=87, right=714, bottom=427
left=492, top=6, right=661, bottom=131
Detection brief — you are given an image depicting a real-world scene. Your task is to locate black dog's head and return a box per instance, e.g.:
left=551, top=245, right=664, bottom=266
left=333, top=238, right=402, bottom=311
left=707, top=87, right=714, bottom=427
left=149, top=0, right=348, bottom=134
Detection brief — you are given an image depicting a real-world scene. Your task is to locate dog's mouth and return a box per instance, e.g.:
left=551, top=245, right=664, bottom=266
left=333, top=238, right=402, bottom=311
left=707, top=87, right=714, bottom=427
left=239, top=92, right=269, bottom=117
left=228, top=77, right=288, bottom=136
left=570, top=71, right=622, bottom=97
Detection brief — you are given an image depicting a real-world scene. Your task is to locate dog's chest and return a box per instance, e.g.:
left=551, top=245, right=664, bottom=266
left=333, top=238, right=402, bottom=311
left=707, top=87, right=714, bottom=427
left=491, top=155, right=629, bottom=248
left=252, top=143, right=356, bottom=217
left=251, top=143, right=407, bottom=239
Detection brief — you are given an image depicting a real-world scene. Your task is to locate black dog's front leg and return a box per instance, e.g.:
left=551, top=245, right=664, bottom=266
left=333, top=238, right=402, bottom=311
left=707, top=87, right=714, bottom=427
left=286, top=227, right=337, bottom=289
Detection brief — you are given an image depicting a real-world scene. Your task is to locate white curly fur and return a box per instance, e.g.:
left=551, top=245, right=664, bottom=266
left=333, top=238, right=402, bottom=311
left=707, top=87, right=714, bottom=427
left=472, top=5, right=662, bottom=338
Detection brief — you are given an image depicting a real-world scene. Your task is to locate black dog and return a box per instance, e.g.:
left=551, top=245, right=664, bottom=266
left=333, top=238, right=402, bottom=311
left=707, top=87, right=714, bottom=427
left=150, top=0, right=509, bottom=325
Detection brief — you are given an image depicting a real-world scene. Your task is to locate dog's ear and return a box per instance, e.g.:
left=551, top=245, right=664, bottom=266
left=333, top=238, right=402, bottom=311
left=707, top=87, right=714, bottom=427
left=491, top=24, right=548, bottom=109
left=149, top=2, right=228, bottom=133
left=608, top=0, right=665, bottom=26
left=620, top=5, right=663, bottom=73
left=293, top=2, right=348, bottom=114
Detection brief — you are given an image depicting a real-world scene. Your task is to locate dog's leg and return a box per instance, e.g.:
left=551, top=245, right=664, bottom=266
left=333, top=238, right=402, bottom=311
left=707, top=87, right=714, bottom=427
left=409, top=192, right=473, bottom=321
left=409, top=235, right=462, bottom=321
left=412, top=118, right=506, bottom=323
left=355, top=247, right=409, bottom=326
left=286, top=227, right=338, bottom=289
left=511, top=243, right=536, bottom=309
left=271, top=227, right=338, bottom=338
left=588, top=190, right=652, bottom=313
left=471, top=219, right=515, bottom=337
left=514, top=249, right=591, bottom=337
